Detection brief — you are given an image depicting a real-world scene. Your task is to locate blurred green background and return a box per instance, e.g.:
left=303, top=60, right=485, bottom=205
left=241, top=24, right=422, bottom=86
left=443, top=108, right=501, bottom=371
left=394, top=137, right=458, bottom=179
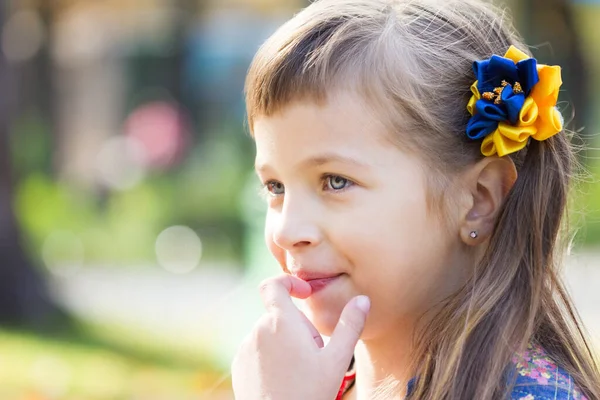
left=0, top=0, right=599, bottom=399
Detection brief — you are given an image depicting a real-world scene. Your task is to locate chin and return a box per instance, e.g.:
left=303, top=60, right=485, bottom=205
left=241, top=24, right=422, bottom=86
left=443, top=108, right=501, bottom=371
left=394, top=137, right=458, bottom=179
left=301, top=285, right=358, bottom=336
left=312, top=318, right=337, bottom=338
left=310, top=311, right=379, bottom=341
left=303, top=304, right=342, bottom=337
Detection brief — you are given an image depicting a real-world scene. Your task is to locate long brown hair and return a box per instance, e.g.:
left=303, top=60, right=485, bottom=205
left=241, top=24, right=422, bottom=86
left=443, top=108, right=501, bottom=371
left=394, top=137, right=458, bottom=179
left=244, top=0, right=600, bottom=398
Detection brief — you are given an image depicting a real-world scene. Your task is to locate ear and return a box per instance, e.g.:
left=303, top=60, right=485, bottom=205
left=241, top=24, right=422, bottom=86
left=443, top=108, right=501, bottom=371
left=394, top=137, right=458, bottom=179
left=459, top=156, right=517, bottom=245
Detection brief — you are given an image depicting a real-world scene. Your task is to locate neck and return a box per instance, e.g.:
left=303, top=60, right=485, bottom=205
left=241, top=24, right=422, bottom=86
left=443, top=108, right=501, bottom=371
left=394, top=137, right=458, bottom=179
left=351, top=324, right=417, bottom=400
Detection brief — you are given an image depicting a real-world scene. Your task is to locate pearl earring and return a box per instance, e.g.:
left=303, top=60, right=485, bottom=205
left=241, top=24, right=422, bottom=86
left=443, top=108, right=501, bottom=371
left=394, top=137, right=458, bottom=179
left=469, top=231, right=478, bottom=239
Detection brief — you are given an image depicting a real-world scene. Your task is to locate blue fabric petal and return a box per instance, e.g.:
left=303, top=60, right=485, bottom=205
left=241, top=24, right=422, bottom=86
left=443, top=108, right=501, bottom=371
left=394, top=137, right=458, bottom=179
left=466, top=113, right=498, bottom=140
left=476, top=55, right=518, bottom=92
left=474, top=99, right=507, bottom=122
left=500, top=87, right=525, bottom=125
left=515, top=58, right=539, bottom=95
left=473, top=59, right=491, bottom=91
left=487, top=55, right=519, bottom=83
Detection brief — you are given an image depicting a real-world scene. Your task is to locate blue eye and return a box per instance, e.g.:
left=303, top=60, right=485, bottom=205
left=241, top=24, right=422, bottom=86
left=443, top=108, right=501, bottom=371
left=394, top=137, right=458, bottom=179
left=266, top=181, right=285, bottom=195
left=326, top=175, right=351, bottom=191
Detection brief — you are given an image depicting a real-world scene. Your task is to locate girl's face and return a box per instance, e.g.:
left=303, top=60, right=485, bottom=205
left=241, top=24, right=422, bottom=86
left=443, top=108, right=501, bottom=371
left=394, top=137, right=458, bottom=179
left=253, top=93, right=469, bottom=339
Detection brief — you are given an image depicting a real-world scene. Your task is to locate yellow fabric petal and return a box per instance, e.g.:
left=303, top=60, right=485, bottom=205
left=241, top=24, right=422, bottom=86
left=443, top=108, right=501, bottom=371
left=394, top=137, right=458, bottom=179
left=504, top=46, right=530, bottom=63
left=497, top=122, right=537, bottom=142
left=471, top=81, right=480, bottom=97
left=531, top=65, right=562, bottom=107
left=467, top=81, right=480, bottom=115
left=481, top=127, right=529, bottom=157
left=481, top=133, right=497, bottom=156
left=533, top=106, right=563, bottom=141
left=518, top=97, right=538, bottom=126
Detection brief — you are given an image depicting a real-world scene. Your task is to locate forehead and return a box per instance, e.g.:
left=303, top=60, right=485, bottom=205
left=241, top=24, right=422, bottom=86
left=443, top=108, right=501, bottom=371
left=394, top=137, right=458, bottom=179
left=254, top=93, right=391, bottom=154
left=252, top=92, right=422, bottom=179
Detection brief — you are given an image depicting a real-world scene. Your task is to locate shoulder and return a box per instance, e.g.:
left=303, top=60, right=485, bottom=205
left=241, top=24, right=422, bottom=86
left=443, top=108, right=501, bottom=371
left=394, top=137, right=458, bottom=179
left=509, top=343, right=588, bottom=400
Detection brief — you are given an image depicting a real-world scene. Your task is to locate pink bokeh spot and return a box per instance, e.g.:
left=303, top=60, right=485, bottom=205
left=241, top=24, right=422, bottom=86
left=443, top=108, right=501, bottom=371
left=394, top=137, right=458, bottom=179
left=124, top=101, right=190, bottom=170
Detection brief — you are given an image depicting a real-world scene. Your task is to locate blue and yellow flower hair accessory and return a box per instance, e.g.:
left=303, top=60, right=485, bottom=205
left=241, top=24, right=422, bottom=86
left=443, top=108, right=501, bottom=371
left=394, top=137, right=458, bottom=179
left=466, top=46, right=563, bottom=157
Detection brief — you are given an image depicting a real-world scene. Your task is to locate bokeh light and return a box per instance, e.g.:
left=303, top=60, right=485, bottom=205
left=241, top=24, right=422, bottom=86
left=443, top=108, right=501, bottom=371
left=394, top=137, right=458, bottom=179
left=155, top=225, right=203, bottom=274
left=124, top=101, right=189, bottom=170
left=1, top=8, right=44, bottom=63
left=51, top=4, right=112, bottom=67
left=95, top=135, right=146, bottom=191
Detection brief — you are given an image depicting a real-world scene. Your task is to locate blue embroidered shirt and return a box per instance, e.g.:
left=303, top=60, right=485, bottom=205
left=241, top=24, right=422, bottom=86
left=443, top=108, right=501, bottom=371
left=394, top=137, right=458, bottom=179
left=339, top=343, right=588, bottom=399
left=508, top=343, right=587, bottom=399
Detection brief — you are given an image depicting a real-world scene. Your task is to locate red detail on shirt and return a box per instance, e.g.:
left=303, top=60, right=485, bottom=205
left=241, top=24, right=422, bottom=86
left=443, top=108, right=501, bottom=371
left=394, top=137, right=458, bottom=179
left=336, top=371, right=356, bottom=400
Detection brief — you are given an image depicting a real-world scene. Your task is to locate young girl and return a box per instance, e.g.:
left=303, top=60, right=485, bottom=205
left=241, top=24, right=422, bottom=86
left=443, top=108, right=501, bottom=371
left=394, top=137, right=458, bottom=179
left=231, top=0, right=600, bottom=398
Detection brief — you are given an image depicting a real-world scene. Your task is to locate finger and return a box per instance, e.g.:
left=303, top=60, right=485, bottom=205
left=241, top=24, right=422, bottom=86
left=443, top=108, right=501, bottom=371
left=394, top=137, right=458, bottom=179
left=258, top=274, right=311, bottom=314
left=298, top=310, right=324, bottom=348
left=325, top=295, right=370, bottom=362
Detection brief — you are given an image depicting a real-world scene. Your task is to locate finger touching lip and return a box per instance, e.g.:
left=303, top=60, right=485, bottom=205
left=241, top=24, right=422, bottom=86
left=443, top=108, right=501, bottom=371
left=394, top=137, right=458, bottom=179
left=305, top=274, right=343, bottom=293
left=258, top=275, right=312, bottom=313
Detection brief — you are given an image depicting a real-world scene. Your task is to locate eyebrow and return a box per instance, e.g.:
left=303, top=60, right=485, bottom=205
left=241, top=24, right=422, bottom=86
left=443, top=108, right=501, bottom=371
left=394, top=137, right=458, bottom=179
left=255, top=152, right=368, bottom=174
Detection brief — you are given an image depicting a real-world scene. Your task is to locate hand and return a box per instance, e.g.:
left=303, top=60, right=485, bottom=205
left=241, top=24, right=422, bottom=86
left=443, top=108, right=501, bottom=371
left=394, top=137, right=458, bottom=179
left=231, top=274, right=370, bottom=400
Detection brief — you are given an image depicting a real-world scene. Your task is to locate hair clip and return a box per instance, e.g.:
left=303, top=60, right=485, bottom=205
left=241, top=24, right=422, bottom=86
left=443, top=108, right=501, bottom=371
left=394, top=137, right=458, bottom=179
left=466, top=46, right=563, bottom=157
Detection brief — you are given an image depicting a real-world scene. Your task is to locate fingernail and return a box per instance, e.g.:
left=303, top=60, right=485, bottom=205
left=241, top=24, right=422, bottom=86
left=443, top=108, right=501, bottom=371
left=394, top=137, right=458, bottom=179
left=355, top=295, right=371, bottom=314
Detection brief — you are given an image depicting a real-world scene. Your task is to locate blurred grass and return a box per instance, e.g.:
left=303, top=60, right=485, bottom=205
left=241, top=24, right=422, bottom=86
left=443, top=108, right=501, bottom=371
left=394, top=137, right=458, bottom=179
left=573, top=151, right=600, bottom=246
left=0, top=322, right=232, bottom=400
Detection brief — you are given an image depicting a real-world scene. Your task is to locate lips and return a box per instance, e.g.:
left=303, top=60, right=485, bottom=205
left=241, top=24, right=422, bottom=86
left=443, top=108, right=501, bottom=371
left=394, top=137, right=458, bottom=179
left=292, top=271, right=343, bottom=293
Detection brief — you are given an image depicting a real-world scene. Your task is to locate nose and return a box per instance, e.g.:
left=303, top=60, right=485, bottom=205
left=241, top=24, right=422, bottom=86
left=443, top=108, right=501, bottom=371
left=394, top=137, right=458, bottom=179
left=268, top=196, right=322, bottom=251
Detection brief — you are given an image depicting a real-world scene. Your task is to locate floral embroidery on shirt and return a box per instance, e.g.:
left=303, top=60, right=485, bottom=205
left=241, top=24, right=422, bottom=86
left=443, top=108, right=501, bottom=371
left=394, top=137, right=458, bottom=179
left=340, top=344, right=588, bottom=399
left=511, top=343, right=588, bottom=399
left=512, top=343, right=555, bottom=385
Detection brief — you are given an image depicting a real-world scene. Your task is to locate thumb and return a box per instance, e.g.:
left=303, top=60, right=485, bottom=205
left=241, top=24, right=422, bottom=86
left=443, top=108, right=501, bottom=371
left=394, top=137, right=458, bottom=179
left=325, top=295, right=370, bottom=363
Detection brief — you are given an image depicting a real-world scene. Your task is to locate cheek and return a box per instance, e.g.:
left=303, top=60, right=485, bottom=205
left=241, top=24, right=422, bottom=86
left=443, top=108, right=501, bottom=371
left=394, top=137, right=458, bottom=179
left=339, top=197, right=453, bottom=312
left=264, top=220, right=286, bottom=269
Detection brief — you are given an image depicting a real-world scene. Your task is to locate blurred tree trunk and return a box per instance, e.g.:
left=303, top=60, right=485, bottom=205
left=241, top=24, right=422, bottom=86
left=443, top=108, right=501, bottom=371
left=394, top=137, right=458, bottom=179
left=0, top=3, right=62, bottom=327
